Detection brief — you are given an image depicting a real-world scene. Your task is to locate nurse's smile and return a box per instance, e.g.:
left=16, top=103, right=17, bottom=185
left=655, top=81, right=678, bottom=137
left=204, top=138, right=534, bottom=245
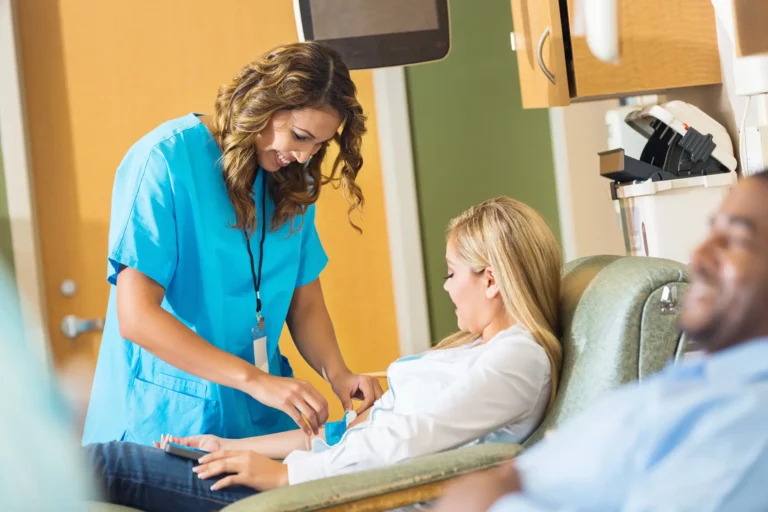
left=275, top=151, right=292, bottom=167
left=255, top=108, right=341, bottom=173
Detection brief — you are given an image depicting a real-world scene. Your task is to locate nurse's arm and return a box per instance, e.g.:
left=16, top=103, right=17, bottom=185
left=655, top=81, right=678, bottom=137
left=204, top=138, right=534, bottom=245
left=116, top=267, right=262, bottom=390
left=117, top=267, right=329, bottom=435
left=287, top=279, right=348, bottom=377
left=287, top=281, right=352, bottom=388
left=287, top=279, right=383, bottom=413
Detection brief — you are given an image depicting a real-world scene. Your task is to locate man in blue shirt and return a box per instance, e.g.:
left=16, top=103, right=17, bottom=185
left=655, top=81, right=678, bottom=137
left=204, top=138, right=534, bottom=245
left=435, top=172, right=768, bottom=512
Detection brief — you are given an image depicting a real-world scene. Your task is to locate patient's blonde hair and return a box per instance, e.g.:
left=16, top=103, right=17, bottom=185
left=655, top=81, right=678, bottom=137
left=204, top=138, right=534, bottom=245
left=434, top=196, right=563, bottom=406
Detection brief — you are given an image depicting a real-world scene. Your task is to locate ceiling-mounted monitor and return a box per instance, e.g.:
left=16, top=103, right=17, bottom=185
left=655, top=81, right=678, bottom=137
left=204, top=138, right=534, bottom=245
left=293, top=0, right=450, bottom=70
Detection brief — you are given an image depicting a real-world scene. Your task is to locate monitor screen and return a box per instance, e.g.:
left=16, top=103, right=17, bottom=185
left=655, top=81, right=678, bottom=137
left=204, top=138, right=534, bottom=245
left=309, top=0, right=439, bottom=40
left=295, top=0, right=450, bottom=69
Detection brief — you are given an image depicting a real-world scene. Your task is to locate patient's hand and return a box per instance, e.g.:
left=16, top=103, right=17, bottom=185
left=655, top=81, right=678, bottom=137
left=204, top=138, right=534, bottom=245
left=433, top=462, right=521, bottom=512
left=194, top=450, right=289, bottom=491
left=154, top=433, right=224, bottom=453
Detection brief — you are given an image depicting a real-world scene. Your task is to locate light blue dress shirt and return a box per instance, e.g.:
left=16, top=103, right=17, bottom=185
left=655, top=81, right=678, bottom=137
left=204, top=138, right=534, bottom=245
left=490, top=338, right=768, bottom=512
left=82, top=113, right=328, bottom=446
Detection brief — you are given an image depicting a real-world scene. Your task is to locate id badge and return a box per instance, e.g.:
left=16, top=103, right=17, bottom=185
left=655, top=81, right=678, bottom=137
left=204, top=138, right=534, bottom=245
left=252, top=317, right=269, bottom=374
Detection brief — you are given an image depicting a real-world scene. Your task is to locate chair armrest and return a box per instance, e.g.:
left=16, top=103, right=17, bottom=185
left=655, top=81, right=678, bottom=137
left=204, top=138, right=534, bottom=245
left=86, top=503, right=143, bottom=512
left=222, top=443, right=522, bottom=512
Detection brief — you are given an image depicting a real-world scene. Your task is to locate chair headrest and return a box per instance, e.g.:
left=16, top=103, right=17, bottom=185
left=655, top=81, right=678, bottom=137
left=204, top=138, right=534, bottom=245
left=524, top=255, right=689, bottom=446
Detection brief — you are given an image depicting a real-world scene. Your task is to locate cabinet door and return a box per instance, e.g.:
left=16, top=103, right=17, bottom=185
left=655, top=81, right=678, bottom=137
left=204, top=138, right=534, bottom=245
left=510, top=0, right=570, bottom=108
left=567, top=0, right=722, bottom=99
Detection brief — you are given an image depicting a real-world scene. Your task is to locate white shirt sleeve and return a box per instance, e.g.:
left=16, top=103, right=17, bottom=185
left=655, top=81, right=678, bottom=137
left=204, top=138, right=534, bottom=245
left=285, top=339, right=551, bottom=484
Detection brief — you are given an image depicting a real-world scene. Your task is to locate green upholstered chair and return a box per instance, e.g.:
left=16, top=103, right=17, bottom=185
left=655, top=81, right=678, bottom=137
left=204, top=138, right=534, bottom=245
left=222, top=255, right=690, bottom=512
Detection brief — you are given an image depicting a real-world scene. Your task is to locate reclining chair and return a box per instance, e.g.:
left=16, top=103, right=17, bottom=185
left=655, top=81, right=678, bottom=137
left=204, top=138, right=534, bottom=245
left=222, top=255, right=691, bottom=511
left=90, top=255, right=691, bottom=512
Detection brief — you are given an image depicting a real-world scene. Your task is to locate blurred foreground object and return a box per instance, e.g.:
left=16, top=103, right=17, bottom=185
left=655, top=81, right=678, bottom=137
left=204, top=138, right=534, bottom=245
left=0, top=257, right=94, bottom=509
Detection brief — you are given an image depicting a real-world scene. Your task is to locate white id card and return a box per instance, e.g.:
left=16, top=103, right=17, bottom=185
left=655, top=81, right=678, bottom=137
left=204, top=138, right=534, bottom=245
left=251, top=323, right=269, bottom=373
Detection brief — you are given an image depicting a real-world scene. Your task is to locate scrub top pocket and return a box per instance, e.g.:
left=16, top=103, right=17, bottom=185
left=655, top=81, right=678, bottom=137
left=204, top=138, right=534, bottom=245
left=126, top=373, right=219, bottom=446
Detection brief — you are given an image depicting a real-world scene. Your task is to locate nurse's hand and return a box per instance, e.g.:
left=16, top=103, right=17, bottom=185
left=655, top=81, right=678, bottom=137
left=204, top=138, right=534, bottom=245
left=193, top=450, right=289, bottom=491
left=250, top=373, right=328, bottom=435
left=331, top=372, right=384, bottom=415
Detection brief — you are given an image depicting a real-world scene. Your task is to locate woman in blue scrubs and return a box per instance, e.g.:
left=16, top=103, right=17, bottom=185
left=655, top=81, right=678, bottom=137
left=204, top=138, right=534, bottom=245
left=82, top=41, right=382, bottom=447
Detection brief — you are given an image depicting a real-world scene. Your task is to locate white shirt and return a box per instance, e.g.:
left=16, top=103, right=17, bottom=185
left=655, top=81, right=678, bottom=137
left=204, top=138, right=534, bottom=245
left=284, top=324, right=552, bottom=484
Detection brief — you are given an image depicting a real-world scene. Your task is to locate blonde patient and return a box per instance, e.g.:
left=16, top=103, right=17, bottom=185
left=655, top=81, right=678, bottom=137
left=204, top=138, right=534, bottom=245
left=84, top=197, right=563, bottom=512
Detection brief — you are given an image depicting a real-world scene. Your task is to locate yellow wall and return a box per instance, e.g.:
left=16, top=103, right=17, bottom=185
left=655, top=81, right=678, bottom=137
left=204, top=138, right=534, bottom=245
left=17, top=0, right=399, bottom=421
left=281, top=67, right=399, bottom=419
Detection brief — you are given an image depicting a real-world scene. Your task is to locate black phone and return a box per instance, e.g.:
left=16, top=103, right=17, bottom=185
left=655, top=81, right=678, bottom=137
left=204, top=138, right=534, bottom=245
left=164, top=442, right=209, bottom=462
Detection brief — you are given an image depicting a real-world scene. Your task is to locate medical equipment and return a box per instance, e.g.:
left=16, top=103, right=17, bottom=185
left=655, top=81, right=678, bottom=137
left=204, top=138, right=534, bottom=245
left=319, top=411, right=358, bottom=448
left=605, top=96, right=662, bottom=158
left=599, top=101, right=737, bottom=263
left=601, top=101, right=736, bottom=183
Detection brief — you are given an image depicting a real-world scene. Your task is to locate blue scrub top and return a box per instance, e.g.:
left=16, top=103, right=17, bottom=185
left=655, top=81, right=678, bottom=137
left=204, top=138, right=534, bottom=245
left=82, top=113, right=328, bottom=446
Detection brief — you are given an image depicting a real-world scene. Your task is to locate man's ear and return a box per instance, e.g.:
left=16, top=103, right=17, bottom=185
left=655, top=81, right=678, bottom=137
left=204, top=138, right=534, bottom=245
left=484, top=268, right=500, bottom=300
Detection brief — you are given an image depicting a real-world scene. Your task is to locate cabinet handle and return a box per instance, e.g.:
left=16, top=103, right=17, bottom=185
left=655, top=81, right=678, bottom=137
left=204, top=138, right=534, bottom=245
left=536, top=26, right=556, bottom=85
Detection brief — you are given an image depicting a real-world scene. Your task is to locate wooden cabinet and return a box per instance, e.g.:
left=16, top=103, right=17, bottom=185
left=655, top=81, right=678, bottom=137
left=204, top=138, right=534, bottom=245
left=510, top=0, right=722, bottom=108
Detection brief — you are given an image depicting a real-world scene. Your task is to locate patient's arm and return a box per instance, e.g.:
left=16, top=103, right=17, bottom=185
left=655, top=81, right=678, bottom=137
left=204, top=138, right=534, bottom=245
left=164, top=408, right=372, bottom=460
left=350, top=406, right=372, bottom=426
left=227, top=407, right=372, bottom=458
left=228, top=429, right=321, bottom=459
left=158, top=430, right=315, bottom=459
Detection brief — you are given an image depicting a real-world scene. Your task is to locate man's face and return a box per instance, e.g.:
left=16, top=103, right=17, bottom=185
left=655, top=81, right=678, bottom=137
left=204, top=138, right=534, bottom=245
left=679, top=177, right=768, bottom=352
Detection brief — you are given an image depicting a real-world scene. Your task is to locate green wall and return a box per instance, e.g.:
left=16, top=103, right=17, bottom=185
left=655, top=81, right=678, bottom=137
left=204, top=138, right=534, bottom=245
left=0, top=141, right=23, bottom=337
left=406, top=0, right=561, bottom=341
left=0, top=142, right=15, bottom=275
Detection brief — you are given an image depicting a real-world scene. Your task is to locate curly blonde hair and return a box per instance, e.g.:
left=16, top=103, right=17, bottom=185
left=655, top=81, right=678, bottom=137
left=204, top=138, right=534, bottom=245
left=210, top=42, right=367, bottom=234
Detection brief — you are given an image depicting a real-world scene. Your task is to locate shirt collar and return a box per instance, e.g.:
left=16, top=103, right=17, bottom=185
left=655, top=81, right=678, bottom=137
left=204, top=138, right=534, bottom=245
left=703, top=337, right=768, bottom=384
left=662, top=337, right=768, bottom=383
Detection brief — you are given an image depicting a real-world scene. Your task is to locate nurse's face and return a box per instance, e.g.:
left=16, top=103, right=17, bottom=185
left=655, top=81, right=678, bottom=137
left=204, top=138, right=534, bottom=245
left=443, top=238, right=496, bottom=335
left=255, top=107, right=342, bottom=173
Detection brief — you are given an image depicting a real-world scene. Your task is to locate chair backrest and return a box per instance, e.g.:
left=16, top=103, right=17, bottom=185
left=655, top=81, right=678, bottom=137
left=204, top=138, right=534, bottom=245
left=524, top=255, right=690, bottom=446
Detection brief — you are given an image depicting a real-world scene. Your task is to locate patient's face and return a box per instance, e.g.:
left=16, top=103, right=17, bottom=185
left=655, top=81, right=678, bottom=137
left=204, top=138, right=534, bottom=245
left=444, top=240, right=491, bottom=335
left=679, top=178, right=768, bottom=352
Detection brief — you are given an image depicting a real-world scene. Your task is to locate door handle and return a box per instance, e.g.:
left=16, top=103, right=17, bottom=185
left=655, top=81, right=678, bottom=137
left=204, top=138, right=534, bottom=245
left=61, top=314, right=105, bottom=339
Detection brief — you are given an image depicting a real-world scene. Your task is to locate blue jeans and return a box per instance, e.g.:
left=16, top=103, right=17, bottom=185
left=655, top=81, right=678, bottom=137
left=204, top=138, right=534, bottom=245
left=84, top=442, right=258, bottom=512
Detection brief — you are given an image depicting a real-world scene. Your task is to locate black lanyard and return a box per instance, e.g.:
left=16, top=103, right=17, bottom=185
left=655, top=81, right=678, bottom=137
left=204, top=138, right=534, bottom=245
left=244, top=172, right=267, bottom=325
